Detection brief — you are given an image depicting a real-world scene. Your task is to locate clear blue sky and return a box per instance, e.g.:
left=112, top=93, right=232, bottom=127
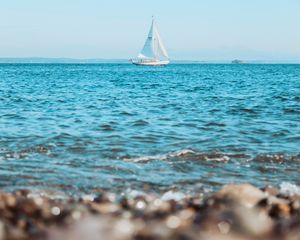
left=1, top=0, right=300, bottom=60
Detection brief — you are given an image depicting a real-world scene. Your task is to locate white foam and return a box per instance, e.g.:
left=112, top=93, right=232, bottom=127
left=161, top=190, right=186, bottom=201
left=27, top=190, right=68, bottom=200
left=123, top=149, right=195, bottom=163
left=124, top=189, right=146, bottom=199
left=279, top=182, right=300, bottom=196
left=204, top=155, right=230, bottom=162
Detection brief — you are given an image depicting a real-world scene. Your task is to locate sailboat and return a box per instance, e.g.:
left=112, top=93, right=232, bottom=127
left=131, top=17, right=170, bottom=66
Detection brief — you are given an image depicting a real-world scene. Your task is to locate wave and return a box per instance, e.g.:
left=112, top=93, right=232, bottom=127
left=123, top=150, right=300, bottom=164
left=253, top=154, right=300, bottom=163
left=1, top=142, right=299, bottom=165
left=123, top=149, right=230, bottom=163
left=0, top=144, right=53, bottom=160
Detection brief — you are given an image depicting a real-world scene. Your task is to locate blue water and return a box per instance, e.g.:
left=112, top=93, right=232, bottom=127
left=0, top=64, right=299, bottom=195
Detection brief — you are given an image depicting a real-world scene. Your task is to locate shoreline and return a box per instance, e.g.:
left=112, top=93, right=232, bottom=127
left=0, top=184, right=299, bottom=240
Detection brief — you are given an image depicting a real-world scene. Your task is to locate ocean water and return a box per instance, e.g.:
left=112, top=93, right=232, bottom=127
left=0, top=63, right=299, bottom=196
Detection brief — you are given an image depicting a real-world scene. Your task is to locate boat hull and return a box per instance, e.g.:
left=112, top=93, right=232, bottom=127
left=131, top=60, right=170, bottom=66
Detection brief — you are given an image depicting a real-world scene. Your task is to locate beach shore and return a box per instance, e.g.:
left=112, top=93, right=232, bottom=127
left=0, top=184, right=299, bottom=240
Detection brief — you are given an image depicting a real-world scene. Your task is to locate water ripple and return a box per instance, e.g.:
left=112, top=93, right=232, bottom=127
left=0, top=63, right=299, bottom=194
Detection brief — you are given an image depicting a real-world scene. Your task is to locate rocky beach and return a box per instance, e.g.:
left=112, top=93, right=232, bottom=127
left=0, top=183, right=299, bottom=240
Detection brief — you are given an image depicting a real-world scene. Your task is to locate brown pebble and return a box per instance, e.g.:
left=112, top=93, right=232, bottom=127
left=263, top=186, right=280, bottom=196
left=4, top=194, right=17, bottom=208
left=270, top=203, right=291, bottom=219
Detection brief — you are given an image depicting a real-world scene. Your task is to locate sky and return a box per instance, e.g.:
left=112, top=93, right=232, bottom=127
left=1, top=0, right=300, bottom=61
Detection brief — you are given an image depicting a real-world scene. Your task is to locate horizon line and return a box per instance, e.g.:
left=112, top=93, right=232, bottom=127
left=0, top=57, right=300, bottom=63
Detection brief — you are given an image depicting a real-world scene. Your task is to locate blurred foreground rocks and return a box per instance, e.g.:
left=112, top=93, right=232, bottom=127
left=0, top=184, right=299, bottom=240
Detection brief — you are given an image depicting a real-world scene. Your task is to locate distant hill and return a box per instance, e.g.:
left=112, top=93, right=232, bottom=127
left=0, top=58, right=206, bottom=64
left=0, top=58, right=129, bottom=64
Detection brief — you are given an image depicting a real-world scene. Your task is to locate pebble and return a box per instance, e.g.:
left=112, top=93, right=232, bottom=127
left=0, top=184, right=298, bottom=240
left=166, top=215, right=181, bottom=229
left=216, top=184, right=267, bottom=208
left=51, top=206, right=61, bottom=216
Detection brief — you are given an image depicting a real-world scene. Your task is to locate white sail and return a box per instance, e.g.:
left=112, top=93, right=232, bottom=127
left=138, top=18, right=169, bottom=60
left=138, top=21, right=155, bottom=59
left=155, top=28, right=169, bottom=59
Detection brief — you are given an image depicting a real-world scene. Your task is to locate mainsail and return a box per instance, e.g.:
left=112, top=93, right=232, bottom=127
left=138, top=18, right=169, bottom=60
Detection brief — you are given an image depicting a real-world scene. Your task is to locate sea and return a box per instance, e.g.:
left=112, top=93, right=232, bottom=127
left=0, top=63, right=299, bottom=196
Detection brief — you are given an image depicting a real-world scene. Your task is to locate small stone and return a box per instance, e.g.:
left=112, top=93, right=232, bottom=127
left=270, top=203, right=291, bottom=219
left=81, top=195, right=95, bottom=202
left=218, top=221, right=231, bottom=234
left=119, top=197, right=129, bottom=209
left=135, top=201, right=146, bottom=210
left=93, top=193, right=105, bottom=203
left=153, top=199, right=163, bottom=207
left=235, top=206, right=274, bottom=236
left=166, top=215, right=181, bottom=229
left=161, top=190, right=185, bottom=202
left=72, top=211, right=82, bottom=220
left=4, top=194, right=17, bottom=208
left=51, top=206, right=61, bottom=216
left=292, top=200, right=300, bottom=210
left=217, top=184, right=267, bottom=208
left=90, top=203, right=120, bottom=214
left=263, top=186, right=280, bottom=196
left=18, top=198, right=38, bottom=215
left=114, top=219, right=135, bottom=237
left=33, top=197, right=44, bottom=206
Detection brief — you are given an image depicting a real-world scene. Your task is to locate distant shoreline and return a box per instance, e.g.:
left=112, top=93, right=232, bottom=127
left=0, top=58, right=300, bottom=64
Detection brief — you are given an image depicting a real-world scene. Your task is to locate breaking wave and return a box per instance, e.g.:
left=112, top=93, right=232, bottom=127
left=123, top=149, right=231, bottom=163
